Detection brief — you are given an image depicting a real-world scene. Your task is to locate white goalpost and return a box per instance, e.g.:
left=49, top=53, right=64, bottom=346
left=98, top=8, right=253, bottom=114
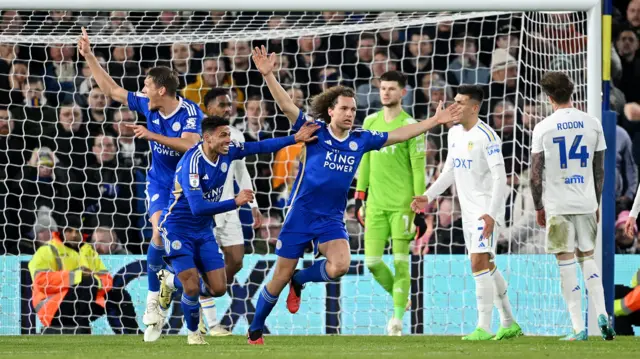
left=0, top=1, right=605, bottom=336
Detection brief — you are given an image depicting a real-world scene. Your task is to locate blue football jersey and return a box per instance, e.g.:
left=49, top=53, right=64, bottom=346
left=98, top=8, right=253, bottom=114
left=288, top=110, right=388, bottom=220
left=160, top=137, right=297, bottom=235
left=127, top=92, right=203, bottom=189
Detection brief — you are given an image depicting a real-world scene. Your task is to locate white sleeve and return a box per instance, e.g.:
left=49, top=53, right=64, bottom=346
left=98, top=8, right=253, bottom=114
left=235, top=159, right=258, bottom=209
left=531, top=122, right=544, bottom=154
left=487, top=163, right=507, bottom=222
left=595, top=119, right=607, bottom=152
left=424, top=133, right=455, bottom=202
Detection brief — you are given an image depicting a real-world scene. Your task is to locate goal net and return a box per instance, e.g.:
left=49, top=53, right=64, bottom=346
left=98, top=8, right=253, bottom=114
left=0, top=9, right=590, bottom=336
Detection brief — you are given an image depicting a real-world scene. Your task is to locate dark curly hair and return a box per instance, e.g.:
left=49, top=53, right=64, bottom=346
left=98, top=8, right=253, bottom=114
left=309, top=86, right=355, bottom=123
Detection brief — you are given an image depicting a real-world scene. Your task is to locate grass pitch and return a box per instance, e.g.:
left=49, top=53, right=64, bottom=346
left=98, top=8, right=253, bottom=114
left=0, top=335, right=636, bottom=359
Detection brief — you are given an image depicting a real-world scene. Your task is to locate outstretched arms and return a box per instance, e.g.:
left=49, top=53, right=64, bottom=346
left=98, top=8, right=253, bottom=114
left=252, top=46, right=300, bottom=124
left=384, top=102, right=461, bottom=147
left=77, top=27, right=128, bottom=105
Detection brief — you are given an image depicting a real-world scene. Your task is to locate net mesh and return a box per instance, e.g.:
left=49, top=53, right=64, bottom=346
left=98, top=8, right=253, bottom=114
left=0, top=9, right=590, bottom=335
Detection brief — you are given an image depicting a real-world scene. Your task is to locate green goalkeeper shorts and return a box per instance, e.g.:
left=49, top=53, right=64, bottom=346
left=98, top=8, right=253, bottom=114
left=364, top=207, right=416, bottom=242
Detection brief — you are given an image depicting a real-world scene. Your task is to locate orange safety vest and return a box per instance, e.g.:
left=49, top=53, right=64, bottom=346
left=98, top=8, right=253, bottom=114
left=28, top=234, right=113, bottom=327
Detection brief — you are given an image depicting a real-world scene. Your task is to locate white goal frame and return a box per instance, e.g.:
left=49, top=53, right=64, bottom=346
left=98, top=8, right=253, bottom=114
left=6, top=0, right=604, bottom=336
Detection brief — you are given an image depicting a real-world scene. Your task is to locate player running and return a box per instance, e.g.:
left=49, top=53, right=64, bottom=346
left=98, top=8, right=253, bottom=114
left=78, top=28, right=203, bottom=341
left=411, top=85, right=522, bottom=341
left=156, top=88, right=264, bottom=336
left=159, top=116, right=319, bottom=345
left=354, top=70, right=426, bottom=336
left=529, top=71, right=615, bottom=341
left=247, top=46, right=461, bottom=345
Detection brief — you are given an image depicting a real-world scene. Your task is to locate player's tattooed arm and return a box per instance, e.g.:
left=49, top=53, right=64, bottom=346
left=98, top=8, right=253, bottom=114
left=593, top=150, right=605, bottom=206
left=530, top=152, right=544, bottom=211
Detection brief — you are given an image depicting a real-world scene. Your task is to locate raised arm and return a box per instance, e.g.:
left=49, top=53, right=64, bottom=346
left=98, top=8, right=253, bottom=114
left=77, top=27, right=128, bottom=104
left=231, top=122, right=319, bottom=160
left=252, top=46, right=300, bottom=124
left=384, top=102, right=461, bottom=147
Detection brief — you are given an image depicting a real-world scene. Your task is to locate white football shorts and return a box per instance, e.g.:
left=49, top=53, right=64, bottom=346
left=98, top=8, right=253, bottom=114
left=463, top=218, right=500, bottom=258
left=545, top=213, right=597, bottom=254
left=214, top=210, right=245, bottom=247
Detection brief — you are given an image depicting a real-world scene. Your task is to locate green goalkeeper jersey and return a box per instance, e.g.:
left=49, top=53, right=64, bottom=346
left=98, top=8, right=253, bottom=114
left=356, top=110, right=426, bottom=211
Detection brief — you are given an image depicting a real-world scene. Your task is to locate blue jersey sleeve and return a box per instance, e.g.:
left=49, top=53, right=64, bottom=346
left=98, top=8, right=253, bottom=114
left=180, top=101, right=203, bottom=134
left=361, top=129, right=389, bottom=152
left=292, top=109, right=319, bottom=132
left=127, top=92, right=150, bottom=118
left=229, top=136, right=297, bottom=160
left=180, top=153, right=237, bottom=216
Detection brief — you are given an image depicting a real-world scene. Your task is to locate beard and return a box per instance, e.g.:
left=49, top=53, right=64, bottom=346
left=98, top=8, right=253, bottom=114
left=382, top=99, right=400, bottom=108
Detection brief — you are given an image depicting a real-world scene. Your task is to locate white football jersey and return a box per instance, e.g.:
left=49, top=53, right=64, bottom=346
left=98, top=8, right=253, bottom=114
left=445, top=121, right=506, bottom=225
left=531, top=108, right=606, bottom=216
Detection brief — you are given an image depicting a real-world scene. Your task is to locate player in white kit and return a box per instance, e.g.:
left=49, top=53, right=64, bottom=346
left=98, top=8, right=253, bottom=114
left=158, top=88, right=263, bottom=336
left=411, top=85, right=521, bottom=340
left=529, top=71, right=615, bottom=341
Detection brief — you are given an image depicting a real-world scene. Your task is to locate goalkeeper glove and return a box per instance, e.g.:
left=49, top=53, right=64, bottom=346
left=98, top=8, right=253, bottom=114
left=414, top=212, right=427, bottom=239
left=354, top=191, right=366, bottom=227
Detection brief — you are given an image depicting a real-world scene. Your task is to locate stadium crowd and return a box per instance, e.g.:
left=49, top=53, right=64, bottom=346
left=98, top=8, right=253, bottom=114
left=0, top=7, right=639, bottom=259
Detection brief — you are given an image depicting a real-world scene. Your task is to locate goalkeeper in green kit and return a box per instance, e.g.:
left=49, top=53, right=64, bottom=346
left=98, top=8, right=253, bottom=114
left=354, top=71, right=427, bottom=336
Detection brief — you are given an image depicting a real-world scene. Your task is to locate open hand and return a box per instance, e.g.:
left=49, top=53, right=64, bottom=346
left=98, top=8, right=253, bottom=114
left=435, top=101, right=462, bottom=125
left=536, top=208, right=546, bottom=227
left=478, top=214, right=495, bottom=240
left=126, top=124, right=153, bottom=140
left=77, top=27, right=93, bottom=58
left=235, top=189, right=255, bottom=207
left=625, top=216, right=637, bottom=238
left=252, top=207, right=264, bottom=229
left=294, top=122, right=320, bottom=143
left=252, top=45, right=276, bottom=76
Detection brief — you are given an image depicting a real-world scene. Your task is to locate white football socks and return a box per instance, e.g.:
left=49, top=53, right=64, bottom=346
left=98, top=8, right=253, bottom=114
left=474, top=269, right=494, bottom=332
left=491, top=268, right=514, bottom=328
left=200, top=297, right=218, bottom=328
left=578, top=255, right=608, bottom=318
left=147, top=291, right=159, bottom=305
left=558, top=258, right=585, bottom=333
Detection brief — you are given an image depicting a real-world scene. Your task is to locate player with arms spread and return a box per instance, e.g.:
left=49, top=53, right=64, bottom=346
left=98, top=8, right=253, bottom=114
left=529, top=71, right=615, bottom=341
left=411, top=85, right=522, bottom=340
left=156, top=88, right=264, bottom=336
left=78, top=28, right=203, bottom=341
left=354, top=70, right=426, bottom=336
left=247, top=46, right=461, bottom=345
left=158, top=116, right=319, bottom=345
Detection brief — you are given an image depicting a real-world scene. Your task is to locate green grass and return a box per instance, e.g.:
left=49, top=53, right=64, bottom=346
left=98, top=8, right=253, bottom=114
left=0, top=335, right=637, bottom=359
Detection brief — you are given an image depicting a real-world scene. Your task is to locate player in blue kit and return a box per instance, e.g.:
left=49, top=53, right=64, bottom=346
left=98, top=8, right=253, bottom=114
left=78, top=28, right=203, bottom=341
left=158, top=116, right=319, bottom=345
left=247, top=46, right=462, bottom=344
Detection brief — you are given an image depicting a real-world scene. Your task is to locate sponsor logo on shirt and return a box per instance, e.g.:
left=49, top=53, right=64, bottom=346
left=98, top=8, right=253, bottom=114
left=203, top=184, right=224, bottom=202
left=486, top=143, right=500, bottom=155
left=564, top=175, right=585, bottom=184
left=153, top=143, right=181, bottom=157
left=467, top=141, right=474, bottom=151
left=453, top=158, right=473, bottom=169
left=185, top=117, right=197, bottom=130
left=189, top=173, right=199, bottom=188
left=324, top=151, right=356, bottom=173
left=152, top=119, right=160, bottom=125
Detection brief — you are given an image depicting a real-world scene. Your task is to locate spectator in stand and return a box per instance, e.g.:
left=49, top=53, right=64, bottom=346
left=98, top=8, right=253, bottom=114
left=32, top=207, right=58, bottom=249
left=616, top=125, right=638, bottom=212
left=170, top=42, right=196, bottom=89
left=44, top=43, right=78, bottom=106
left=342, top=32, right=375, bottom=89
left=448, top=37, right=490, bottom=87
left=82, top=134, right=136, bottom=246
left=626, top=0, right=640, bottom=32
left=487, top=48, right=518, bottom=115
left=491, top=100, right=529, bottom=176
left=402, top=31, right=434, bottom=88
left=182, top=57, right=233, bottom=111
left=92, top=227, right=128, bottom=255
left=43, top=100, right=89, bottom=172
left=110, top=108, right=149, bottom=169
left=413, top=72, right=443, bottom=119
left=506, top=168, right=545, bottom=254
left=28, top=216, right=140, bottom=334
left=76, top=57, right=106, bottom=97
left=614, top=28, right=640, bottom=103
left=292, top=35, right=326, bottom=97
left=0, top=10, right=23, bottom=35
left=616, top=211, right=638, bottom=254
left=100, top=11, right=136, bottom=36
left=0, top=60, right=28, bottom=107
left=495, top=25, right=519, bottom=58
left=107, top=45, right=142, bottom=92
left=356, top=49, right=414, bottom=120
left=375, top=12, right=404, bottom=59
left=4, top=147, right=72, bottom=254
left=428, top=197, right=465, bottom=255
left=223, top=40, right=261, bottom=100
left=431, top=14, right=454, bottom=73
left=414, top=79, right=451, bottom=120
left=85, top=86, right=111, bottom=136
left=234, top=96, right=275, bottom=141
left=40, top=10, right=78, bottom=36
left=0, top=106, right=28, bottom=180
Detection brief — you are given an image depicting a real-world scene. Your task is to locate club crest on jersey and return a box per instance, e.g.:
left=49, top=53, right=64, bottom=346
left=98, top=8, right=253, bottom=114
left=349, top=141, right=358, bottom=151
left=172, top=122, right=181, bottom=132
left=221, top=162, right=228, bottom=173
left=467, top=141, right=474, bottom=151
left=171, top=240, right=182, bottom=250
left=189, top=173, right=199, bottom=188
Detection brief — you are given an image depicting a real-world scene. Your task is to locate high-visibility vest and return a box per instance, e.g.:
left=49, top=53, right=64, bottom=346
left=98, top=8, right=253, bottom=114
left=28, top=235, right=113, bottom=327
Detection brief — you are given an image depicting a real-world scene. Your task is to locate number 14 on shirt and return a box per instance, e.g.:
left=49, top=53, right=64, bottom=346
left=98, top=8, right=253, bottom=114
left=552, top=135, right=589, bottom=169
